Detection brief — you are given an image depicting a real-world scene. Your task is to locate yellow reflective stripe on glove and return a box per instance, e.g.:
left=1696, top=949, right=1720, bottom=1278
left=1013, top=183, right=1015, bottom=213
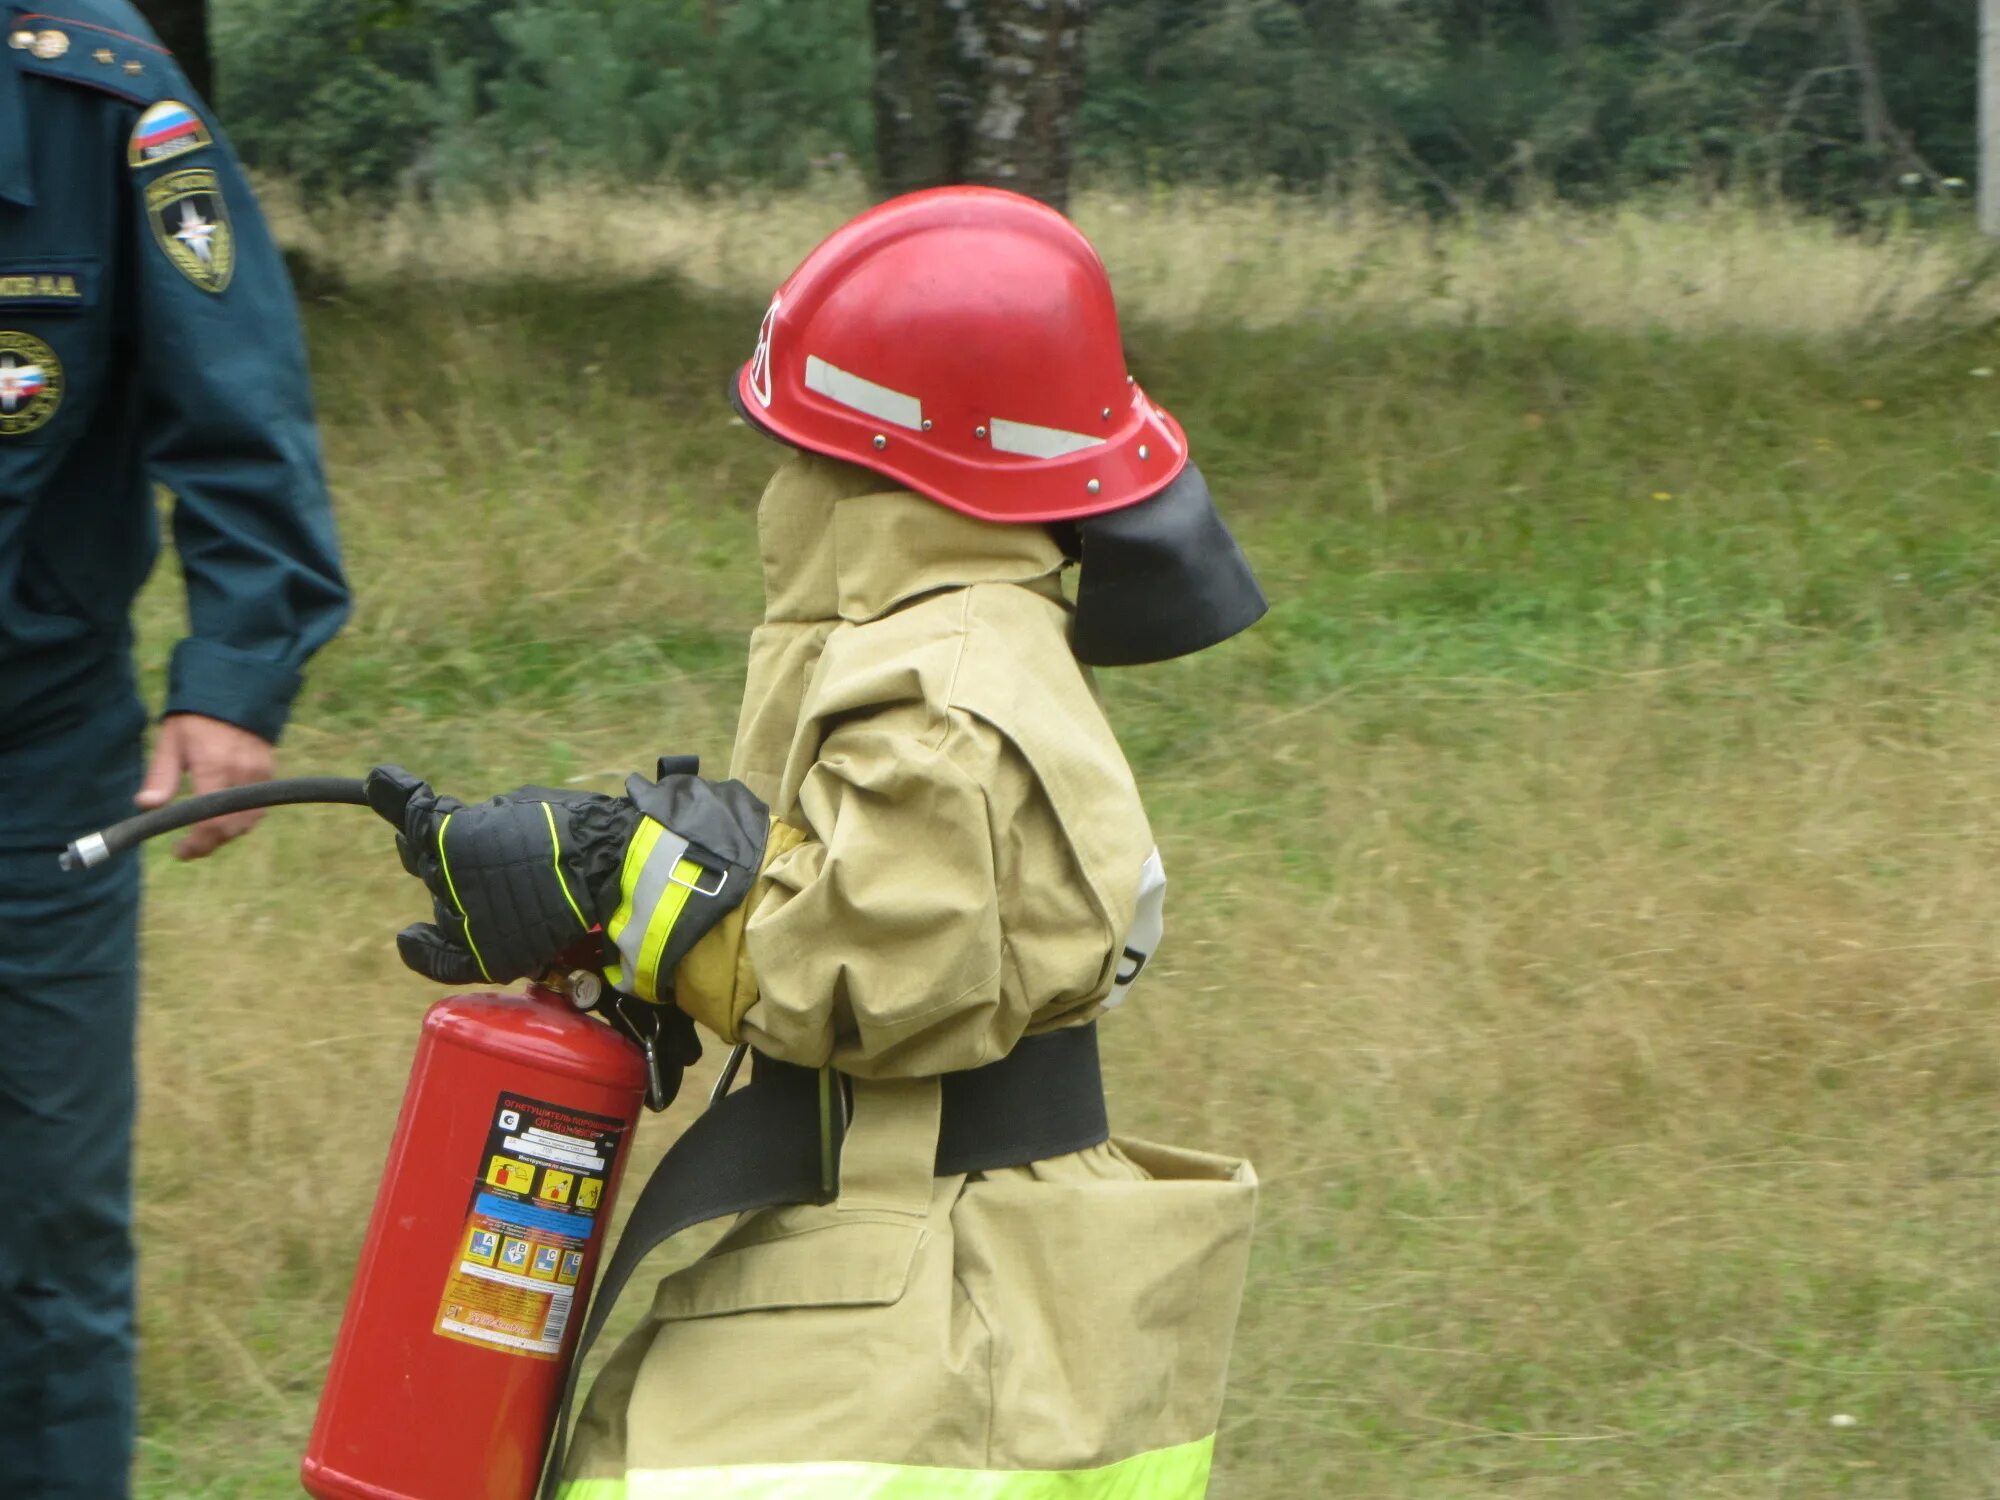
left=434, top=811, right=495, bottom=983
left=618, top=1436, right=1214, bottom=1498
left=437, top=802, right=590, bottom=987
left=606, top=817, right=709, bottom=1003
left=544, top=800, right=592, bottom=931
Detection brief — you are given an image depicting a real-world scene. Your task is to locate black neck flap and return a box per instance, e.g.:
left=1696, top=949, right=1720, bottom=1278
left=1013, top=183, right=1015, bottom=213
left=1066, top=463, right=1268, bottom=666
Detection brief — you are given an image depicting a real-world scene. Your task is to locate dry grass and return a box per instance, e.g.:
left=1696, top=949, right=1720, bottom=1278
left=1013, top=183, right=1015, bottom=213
left=126, top=190, right=2000, bottom=1495
left=267, top=176, right=2000, bottom=336
left=1147, top=655, right=2000, bottom=1495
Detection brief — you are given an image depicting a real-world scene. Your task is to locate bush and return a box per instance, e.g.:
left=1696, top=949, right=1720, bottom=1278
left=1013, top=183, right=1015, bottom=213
left=213, top=0, right=871, bottom=196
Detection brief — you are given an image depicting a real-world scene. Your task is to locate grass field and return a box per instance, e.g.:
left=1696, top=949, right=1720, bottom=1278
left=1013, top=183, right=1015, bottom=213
left=127, top=190, right=2000, bottom=1496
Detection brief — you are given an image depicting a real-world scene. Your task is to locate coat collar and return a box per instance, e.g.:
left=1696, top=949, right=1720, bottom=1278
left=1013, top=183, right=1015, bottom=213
left=756, top=451, right=1068, bottom=626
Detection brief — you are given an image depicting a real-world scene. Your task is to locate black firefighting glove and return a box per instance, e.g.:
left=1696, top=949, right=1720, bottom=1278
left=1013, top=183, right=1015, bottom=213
left=365, top=763, right=771, bottom=997
left=364, top=766, right=638, bottom=986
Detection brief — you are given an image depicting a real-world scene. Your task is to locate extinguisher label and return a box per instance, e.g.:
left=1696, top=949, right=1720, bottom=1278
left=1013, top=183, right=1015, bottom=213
left=433, top=1090, right=628, bottom=1360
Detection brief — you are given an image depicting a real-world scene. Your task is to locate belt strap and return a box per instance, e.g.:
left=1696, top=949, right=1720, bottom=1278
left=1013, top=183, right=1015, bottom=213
left=538, top=1022, right=1108, bottom=1497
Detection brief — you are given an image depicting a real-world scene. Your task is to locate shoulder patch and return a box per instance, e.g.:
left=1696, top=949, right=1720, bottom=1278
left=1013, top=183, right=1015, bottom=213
left=129, top=99, right=209, bottom=167
left=146, top=166, right=233, bottom=293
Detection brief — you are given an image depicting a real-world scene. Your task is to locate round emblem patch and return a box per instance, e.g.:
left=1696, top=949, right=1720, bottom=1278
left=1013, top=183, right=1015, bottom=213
left=0, top=331, right=63, bottom=437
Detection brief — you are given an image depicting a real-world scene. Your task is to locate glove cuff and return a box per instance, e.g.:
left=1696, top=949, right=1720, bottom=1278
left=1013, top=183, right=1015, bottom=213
left=602, top=773, right=769, bottom=1003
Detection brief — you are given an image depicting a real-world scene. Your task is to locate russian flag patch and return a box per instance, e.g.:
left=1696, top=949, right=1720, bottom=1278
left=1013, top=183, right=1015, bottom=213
left=128, top=100, right=212, bottom=169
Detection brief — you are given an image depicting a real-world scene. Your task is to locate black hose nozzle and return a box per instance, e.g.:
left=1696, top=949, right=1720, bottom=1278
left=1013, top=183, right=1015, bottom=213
left=60, top=777, right=373, bottom=871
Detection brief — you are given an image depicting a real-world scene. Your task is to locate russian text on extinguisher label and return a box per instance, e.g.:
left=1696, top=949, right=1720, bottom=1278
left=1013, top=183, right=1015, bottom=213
left=433, top=1091, right=627, bottom=1360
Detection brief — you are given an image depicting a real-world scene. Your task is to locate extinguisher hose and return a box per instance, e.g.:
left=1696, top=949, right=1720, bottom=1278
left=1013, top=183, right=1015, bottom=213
left=59, top=776, right=372, bottom=872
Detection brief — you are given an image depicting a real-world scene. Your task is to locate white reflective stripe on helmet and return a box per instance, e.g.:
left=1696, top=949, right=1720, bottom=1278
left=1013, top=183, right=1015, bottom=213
left=805, top=355, right=925, bottom=430
left=750, top=295, right=781, bottom=408
left=988, top=417, right=1107, bottom=460
left=1104, top=847, right=1166, bottom=1010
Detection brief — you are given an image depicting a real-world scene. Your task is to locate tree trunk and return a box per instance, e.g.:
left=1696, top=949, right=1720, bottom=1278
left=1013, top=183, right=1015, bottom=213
left=964, top=0, right=1089, bottom=211
left=870, top=0, right=976, bottom=201
left=133, top=0, right=213, bottom=102
left=1835, top=0, right=1933, bottom=183
left=1984, top=0, right=2000, bottom=234
left=1542, top=0, right=1584, bottom=55
left=869, top=0, right=1089, bottom=213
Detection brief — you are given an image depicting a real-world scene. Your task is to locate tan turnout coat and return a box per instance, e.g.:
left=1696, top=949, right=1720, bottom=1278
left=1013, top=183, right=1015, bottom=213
left=560, top=454, right=1256, bottom=1500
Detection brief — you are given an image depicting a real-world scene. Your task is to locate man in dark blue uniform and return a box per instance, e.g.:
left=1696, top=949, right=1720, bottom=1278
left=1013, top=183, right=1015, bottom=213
left=0, top=4, right=349, bottom=1494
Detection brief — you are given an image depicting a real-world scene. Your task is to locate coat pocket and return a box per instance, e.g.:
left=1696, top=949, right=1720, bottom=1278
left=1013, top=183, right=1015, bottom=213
left=952, top=1137, right=1259, bottom=1471
left=649, top=1209, right=928, bottom=1324
left=0, top=258, right=106, bottom=447
left=620, top=1185, right=991, bottom=1471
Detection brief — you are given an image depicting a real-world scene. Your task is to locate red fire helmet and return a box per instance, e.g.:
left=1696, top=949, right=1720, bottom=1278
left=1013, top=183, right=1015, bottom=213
left=734, top=186, right=1190, bottom=524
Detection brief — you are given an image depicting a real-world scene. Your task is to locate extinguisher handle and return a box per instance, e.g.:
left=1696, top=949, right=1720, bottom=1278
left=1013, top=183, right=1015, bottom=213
left=59, top=777, right=372, bottom=871
left=600, top=991, right=701, bottom=1112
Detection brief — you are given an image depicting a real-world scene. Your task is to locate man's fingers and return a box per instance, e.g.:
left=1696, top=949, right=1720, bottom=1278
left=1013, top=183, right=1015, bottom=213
left=172, top=806, right=265, bottom=862
left=395, top=923, right=488, bottom=986
left=135, top=723, right=186, bottom=810
left=170, top=745, right=269, bottom=862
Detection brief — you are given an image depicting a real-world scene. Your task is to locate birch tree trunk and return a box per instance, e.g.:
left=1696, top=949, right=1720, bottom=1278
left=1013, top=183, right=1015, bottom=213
left=134, top=0, right=213, bottom=101
left=870, top=0, right=1090, bottom=213
left=1984, top=0, right=2000, bottom=234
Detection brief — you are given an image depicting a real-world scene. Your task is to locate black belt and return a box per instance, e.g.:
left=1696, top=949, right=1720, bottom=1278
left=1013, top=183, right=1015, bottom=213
left=540, top=1022, right=1108, bottom=1496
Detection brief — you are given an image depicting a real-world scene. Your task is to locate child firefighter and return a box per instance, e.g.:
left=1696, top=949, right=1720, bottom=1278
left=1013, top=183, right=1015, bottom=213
left=369, top=187, right=1268, bottom=1499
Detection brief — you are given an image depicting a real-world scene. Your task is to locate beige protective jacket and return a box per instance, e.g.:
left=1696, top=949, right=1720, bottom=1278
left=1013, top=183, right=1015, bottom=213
left=560, top=454, right=1256, bottom=1500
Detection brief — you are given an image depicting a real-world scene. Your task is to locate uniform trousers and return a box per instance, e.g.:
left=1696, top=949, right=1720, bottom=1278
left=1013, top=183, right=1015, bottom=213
left=0, top=699, right=143, bottom=1499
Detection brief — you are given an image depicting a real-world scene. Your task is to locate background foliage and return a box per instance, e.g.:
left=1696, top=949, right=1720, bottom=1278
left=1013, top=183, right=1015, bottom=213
left=213, top=0, right=1976, bottom=214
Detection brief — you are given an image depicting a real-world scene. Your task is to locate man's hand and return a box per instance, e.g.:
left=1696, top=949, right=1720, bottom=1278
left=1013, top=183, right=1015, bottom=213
left=136, top=714, right=276, bottom=860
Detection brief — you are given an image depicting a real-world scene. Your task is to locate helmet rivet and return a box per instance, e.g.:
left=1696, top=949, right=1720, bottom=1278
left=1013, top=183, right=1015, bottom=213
left=873, top=435, right=888, bottom=450
left=975, top=425, right=989, bottom=440
left=1101, top=407, right=1112, bottom=421
left=921, top=419, right=933, bottom=432
left=1127, top=375, right=1136, bottom=386
left=1138, top=445, right=1150, bottom=460
left=1087, top=479, right=1102, bottom=495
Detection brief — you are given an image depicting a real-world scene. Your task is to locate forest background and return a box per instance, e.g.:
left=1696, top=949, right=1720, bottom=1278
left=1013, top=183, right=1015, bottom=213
left=195, top=0, right=1977, bottom=218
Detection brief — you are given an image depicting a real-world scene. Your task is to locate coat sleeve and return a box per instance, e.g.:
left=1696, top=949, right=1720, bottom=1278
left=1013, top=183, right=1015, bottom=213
left=674, top=700, right=1118, bottom=1079
left=130, top=97, right=348, bottom=742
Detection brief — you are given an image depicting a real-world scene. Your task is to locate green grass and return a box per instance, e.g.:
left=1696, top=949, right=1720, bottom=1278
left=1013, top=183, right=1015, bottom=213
left=128, top=225, right=2000, bottom=1496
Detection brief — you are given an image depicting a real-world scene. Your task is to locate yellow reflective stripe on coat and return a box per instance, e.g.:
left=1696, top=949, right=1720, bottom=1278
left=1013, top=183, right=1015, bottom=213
left=605, top=816, right=706, bottom=1002
left=624, top=1436, right=1214, bottom=1499
left=555, top=1482, right=628, bottom=1500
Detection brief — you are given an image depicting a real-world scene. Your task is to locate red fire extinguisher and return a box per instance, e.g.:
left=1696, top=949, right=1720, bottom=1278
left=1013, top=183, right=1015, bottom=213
left=62, top=783, right=665, bottom=1500
left=301, top=984, right=650, bottom=1500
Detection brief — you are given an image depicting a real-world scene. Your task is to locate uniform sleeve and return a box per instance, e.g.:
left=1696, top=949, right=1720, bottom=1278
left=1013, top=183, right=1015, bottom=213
left=131, top=101, right=348, bottom=742
left=675, top=701, right=1114, bottom=1079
